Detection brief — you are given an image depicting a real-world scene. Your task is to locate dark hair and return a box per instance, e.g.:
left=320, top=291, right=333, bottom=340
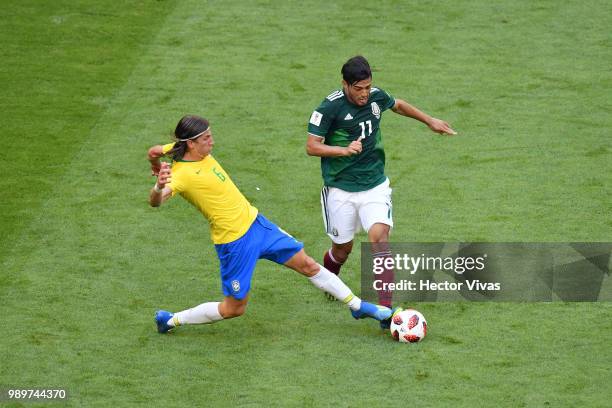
left=167, top=115, right=210, bottom=161
left=341, top=56, right=372, bottom=85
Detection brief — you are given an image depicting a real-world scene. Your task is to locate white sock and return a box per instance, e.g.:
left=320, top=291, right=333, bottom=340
left=308, top=265, right=362, bottom=311
left=168, top=302, right=223, bottom=326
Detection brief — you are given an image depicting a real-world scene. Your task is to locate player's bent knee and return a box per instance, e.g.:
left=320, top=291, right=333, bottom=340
left=222, top=306, right=246, bottom=319
left=368, top=224, right=390, bottom=243
left=220, top=300, right=248, bottom=319
left=303, top=256, right=320, bottom=276
left=294, top=254, right=319, bottom=277
left=286, top=250, right=319, bottom=276
left=232, top=305, right=247, bottom=318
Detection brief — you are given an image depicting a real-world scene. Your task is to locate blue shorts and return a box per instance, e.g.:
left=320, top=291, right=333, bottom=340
left=214, top=214, right=304, bottom=300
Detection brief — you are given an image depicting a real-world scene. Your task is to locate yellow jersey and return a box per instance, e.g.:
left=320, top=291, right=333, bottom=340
left=162, top=143, right=258, bottom=244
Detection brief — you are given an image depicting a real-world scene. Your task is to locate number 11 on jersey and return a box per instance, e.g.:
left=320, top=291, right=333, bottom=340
left=359, top=120, right=372, bottom=140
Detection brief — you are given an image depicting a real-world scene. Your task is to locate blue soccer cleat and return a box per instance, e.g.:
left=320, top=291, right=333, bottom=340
left=351, top=301, right=393, bottom=321
left=379, top=307, right=403, bottom=330
left=155, top=310, right=174, bottom=334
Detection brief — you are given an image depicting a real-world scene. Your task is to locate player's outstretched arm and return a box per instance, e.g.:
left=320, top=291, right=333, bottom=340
left=392, top=98, right=457, bottom=135
left=149, top=162, right=173, bottom=207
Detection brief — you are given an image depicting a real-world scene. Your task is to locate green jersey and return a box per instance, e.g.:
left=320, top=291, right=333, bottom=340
left=308, top=87, right=395, bottom=192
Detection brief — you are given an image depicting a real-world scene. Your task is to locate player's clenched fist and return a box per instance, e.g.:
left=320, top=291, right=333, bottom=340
left=157, top=162, right=172, bottom=188
left=150, top=161, right=161, bottom=176
left=345, top=140, right=363, bottom=156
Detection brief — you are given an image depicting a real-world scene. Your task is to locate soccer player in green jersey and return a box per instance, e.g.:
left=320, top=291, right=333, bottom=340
left=306, top=56, right=456, bottom=318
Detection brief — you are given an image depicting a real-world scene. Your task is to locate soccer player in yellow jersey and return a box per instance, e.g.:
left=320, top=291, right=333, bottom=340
left=147, top=115, right=393, bottom=333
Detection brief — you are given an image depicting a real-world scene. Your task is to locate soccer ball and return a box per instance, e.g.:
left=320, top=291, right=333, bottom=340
left=389, top=309, right=427, bottom=343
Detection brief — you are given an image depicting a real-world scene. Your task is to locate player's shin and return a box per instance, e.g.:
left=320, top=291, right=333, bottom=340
left=170, top=301, right=223, bottom=326
left=308, top=265, right=362, bottom=310
left=323, top=249, right=344, bottom=275
left=372, top=247, right=394, bottom=308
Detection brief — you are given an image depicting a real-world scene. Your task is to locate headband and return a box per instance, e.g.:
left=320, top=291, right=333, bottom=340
left=176, top=127, right=209, bottom=142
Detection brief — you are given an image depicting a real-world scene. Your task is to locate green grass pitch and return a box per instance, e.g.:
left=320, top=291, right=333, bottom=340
left=1, top=0, right=610, bottom=406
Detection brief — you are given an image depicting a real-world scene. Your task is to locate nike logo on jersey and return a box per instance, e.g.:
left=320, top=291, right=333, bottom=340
left=195, top=169, right=202, bottom=174
left=344, top=113, right=353, bottom=120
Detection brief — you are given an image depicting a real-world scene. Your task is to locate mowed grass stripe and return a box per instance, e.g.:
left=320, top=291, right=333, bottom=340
left=0, top=1, right=175, bottom=266
left=0, top=2, right=211, bottom=404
